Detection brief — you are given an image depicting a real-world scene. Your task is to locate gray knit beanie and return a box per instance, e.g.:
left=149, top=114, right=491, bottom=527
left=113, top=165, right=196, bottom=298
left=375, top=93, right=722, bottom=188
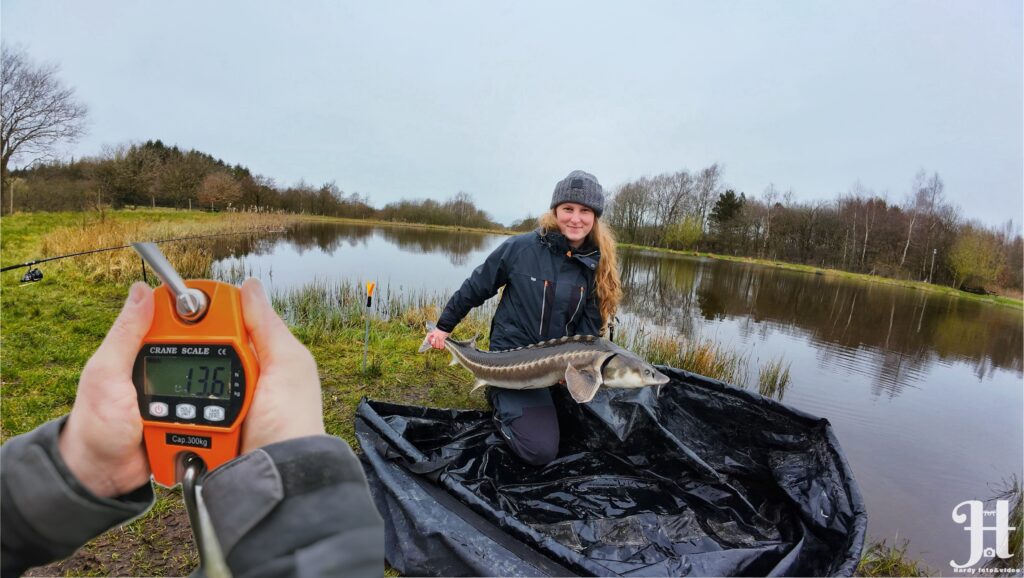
left=550, top=170, right=604, bottom=217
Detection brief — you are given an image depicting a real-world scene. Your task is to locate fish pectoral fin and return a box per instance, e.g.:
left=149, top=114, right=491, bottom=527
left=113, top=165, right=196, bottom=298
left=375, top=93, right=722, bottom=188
left=470, top=379, right=488, bottom=392
left=565, top=364, right=603, bottom=404
left=448, top=353, right=459, bottom=366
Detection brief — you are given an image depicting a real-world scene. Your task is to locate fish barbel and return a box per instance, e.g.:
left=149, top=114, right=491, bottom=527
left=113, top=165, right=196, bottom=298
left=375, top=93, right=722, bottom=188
left=418, top=322, right=669, bottom=403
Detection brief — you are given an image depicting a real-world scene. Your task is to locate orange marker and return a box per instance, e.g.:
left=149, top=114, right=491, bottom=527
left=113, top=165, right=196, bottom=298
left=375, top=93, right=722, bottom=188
left=366, top=281, right=376, bottom=307
left=131, top=243, right=259, bottom=487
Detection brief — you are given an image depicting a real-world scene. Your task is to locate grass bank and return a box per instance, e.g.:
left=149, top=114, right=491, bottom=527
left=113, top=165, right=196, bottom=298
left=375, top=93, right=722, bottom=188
left=296, top=214, right=514, bottom=237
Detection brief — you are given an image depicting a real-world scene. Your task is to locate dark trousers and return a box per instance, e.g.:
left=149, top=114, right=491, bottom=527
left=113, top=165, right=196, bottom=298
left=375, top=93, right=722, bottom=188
left=488, top=387, right=560, bottom=466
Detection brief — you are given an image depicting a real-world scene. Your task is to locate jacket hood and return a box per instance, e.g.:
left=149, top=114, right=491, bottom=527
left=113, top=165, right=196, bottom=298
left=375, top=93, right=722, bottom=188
left=537, top=229, right=601, bottom=270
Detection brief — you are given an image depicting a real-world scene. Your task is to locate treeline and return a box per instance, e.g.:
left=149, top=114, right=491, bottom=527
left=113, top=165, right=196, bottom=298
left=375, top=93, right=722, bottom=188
left=6, top=140, right=1021, bottom=293
left=602, top=164, right=1022, bottom=293
left=3, top=139, right=499, bottom=228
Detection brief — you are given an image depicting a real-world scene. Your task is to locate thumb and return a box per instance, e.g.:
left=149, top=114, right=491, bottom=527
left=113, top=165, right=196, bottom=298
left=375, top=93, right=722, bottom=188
left=91, top=282, right=154, bottom=374
left=241, top=278, right=303, bottom=365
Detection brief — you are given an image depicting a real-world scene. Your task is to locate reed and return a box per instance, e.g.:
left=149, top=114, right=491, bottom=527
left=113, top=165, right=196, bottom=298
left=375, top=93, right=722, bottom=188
left=985, top=475, right=1022, bottom=574
left=856, top=537, right=933, bottom=577
left=261, top=278, right=497, bottom=347
left=758, top=358, right=792, bottom=401
left=610, top=321, right=749, bottom=385
left=38, top=213, right=295, bottom=283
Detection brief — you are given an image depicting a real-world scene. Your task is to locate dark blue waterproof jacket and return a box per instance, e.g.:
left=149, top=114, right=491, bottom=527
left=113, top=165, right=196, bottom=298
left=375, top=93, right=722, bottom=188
left=437, top=230, right=602, bottom=351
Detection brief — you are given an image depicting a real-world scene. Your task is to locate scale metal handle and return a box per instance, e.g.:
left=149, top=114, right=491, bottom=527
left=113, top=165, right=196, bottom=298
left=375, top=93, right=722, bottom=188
left=133, top=242, right=208, bottom=321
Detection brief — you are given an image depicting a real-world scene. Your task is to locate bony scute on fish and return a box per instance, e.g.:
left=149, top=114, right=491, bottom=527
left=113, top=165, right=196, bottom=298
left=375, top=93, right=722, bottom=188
left=419, top=322, right=670, bottom=403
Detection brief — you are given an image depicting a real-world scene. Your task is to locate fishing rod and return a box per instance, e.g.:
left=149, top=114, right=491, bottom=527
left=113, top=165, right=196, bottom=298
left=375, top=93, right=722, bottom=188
left=1, top=228, right=285, bottom=283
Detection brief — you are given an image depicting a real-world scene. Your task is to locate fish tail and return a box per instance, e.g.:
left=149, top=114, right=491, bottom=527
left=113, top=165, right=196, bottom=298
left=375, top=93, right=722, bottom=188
left=418, top=320, right=438, bottom=353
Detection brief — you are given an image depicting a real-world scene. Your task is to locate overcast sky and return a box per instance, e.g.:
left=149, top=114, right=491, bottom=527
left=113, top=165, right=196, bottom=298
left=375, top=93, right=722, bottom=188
left=2, top=0, right=1021, bottom=226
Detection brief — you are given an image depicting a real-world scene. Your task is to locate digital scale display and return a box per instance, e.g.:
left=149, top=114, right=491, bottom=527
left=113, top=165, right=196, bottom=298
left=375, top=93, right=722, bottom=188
left=133, top=343, right=246, bottom=429
left=144, top=356, right=232, bottom=400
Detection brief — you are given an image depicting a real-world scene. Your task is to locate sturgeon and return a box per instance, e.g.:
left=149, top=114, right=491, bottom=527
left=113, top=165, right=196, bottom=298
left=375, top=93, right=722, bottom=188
left=419, top=322, right=670, bottom=403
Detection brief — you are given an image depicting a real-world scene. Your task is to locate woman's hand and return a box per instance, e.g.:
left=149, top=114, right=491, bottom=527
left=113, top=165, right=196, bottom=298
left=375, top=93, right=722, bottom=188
left=426, top=328, right=451, bottom=350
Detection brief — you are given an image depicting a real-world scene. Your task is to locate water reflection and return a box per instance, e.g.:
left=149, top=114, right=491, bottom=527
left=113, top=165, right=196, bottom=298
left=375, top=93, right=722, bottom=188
left=248, top=223, right=494, bottom=266
left=619, top=249, right=1023, bottom=396
left=376, top=227, right=491, bottom=266
left=210, top=224, right=471, bottom=262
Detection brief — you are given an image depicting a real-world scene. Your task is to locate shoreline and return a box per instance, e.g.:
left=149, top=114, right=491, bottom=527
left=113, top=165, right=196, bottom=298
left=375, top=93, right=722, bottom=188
left=294, top=213, right=1024, bottom=310
left=3, top=209, right=1020, bottom=310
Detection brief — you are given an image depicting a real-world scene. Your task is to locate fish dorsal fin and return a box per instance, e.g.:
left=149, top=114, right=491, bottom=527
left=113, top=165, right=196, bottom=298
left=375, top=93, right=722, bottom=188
left=450, top=333, right=479, bottom=349
left=518, top=335, right=599, bottom=351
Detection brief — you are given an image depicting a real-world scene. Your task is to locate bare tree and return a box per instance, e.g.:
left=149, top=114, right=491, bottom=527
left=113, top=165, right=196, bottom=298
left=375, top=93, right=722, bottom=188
left=198, top=172, right=242, bottom=211
left=899, top=171, right=926, bottom=268
left=1, top=43, right=88, bottom=187
left=761, top=183, right=779, bottom=258
left=917, top=171, right=947, bottom=278
left=693, top=163, right=722, bottom=230
left=847, top=182, right=877, bottom=269
left=606, top=180, right=652, bottom=243
left=447, top=191, right=474, bottom=227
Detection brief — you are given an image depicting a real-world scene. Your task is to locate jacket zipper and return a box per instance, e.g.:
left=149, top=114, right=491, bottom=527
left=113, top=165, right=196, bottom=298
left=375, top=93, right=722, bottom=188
left=565, top=286, right=585, bottom=334
left=539, top=280, right=549, bottom=336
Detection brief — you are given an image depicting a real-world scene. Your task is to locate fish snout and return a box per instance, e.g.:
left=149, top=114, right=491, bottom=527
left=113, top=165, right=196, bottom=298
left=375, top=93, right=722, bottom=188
left=650, top=369, right=670, bottom=398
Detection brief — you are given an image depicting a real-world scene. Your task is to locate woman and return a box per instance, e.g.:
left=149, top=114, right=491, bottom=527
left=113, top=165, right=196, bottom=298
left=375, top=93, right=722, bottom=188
left=425, top=170, right=622, bottom=466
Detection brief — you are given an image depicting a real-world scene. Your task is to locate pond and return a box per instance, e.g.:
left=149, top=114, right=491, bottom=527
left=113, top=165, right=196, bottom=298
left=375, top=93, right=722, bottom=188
left=213, top=221, right=1023, bottom=570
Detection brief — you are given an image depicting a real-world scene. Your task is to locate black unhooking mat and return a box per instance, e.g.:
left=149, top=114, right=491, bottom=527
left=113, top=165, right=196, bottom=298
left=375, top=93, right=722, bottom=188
left=355, top=367, right=867, bottom=577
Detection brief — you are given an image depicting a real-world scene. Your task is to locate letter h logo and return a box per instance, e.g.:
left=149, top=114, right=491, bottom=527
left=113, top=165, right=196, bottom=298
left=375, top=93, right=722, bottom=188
left=951, top=500, right=1015, bottom=569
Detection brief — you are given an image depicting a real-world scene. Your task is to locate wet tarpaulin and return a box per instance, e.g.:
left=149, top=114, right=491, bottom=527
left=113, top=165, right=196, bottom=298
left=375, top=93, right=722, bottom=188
left=355, top=367, right=867, bottom=577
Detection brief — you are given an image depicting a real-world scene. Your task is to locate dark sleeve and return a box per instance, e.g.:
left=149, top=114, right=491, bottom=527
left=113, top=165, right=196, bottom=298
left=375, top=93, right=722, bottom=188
left=0, top=417, right=155, bottom=578
left=203, top=435, right=384, bottom=578
left=574, top=281, right=603, bottom=337
left=436, top=237, right=517, bottom=333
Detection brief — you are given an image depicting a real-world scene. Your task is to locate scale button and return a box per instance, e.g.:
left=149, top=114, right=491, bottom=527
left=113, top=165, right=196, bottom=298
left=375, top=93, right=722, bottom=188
left=204, top=406, right=225, bottom=422
left=149, top=402, right=169, bottom=417
left=175, top=404, right=197, bottom=420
